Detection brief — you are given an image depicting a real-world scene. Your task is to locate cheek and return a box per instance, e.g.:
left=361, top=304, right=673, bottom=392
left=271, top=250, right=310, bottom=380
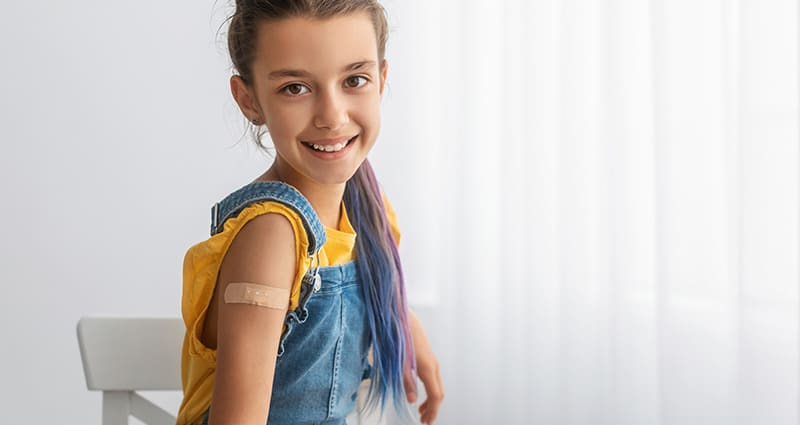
left=264, top=104, right=307, bottom=139
left=355, top=97, right=382, bottom=131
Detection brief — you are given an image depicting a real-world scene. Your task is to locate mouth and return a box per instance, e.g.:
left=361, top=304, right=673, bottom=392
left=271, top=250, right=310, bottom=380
left=301, top=134, right=358, bottom=154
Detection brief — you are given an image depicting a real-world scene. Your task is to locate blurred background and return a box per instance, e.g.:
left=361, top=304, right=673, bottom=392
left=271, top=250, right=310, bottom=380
left=0, top=0, right=797, bottom=424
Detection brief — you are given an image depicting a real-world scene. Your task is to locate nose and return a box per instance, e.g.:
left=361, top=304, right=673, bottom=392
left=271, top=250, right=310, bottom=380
left=313, top=88, right=349, bottom=131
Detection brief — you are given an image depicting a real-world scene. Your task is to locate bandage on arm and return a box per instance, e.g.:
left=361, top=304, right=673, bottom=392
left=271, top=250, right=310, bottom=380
left=224, top=282, right=290, bottom=310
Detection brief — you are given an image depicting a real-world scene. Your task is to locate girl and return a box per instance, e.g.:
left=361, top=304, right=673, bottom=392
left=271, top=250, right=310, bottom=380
left=176, top=1, right=443, bottom=424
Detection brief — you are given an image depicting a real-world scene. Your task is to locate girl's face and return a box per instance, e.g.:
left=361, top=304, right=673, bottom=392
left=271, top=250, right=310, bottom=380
left=234, top=12, right=387, bottom=186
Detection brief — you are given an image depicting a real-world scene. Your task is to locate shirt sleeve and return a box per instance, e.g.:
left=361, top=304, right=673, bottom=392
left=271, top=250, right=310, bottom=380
left=381, top=191, right=401, bottom=247
left=181, top=201, right=312, bottom=363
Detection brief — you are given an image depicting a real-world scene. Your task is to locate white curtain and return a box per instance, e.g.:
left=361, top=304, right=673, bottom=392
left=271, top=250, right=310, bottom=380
left=388, top=0, right=799, bottom=424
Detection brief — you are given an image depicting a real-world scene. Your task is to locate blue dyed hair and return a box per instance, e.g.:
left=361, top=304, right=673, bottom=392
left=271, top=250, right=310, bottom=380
left=344, top=159, right=416, bottom=418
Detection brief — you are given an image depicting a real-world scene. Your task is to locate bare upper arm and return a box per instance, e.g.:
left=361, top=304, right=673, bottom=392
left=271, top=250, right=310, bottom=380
left=207, top=212, right=297, bottom=425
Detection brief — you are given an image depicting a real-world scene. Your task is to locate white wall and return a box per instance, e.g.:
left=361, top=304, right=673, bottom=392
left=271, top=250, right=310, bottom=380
left=0, top=1, right=443, bottom=423
left=9, top=2, right=795, bottom=424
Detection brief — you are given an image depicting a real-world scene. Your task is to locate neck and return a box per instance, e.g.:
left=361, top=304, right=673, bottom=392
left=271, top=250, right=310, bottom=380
left=256, top=160, right=345, bottom=230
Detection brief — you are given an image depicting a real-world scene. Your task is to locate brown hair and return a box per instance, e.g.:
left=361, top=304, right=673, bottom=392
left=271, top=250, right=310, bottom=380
left=227, top=0, right=388, bottom=86
left=223, top=1, right=416, bottom=418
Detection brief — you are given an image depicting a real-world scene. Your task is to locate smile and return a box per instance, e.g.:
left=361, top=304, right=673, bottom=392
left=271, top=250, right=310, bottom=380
left=301, top=135, right=358, bottom=154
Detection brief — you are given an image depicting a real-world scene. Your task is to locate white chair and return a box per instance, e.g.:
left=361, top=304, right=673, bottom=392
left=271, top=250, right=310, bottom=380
left=76, top=317, right=396, bottom=425
left=77, top=317, right=184, bottom=425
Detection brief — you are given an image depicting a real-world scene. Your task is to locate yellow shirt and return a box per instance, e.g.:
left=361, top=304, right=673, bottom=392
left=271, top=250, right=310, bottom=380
left=176, top=197, right=399, bottom=425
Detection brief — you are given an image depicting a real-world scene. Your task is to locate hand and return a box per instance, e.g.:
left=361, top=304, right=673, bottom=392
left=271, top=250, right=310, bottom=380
left=404, top=309, right=444, bottom=425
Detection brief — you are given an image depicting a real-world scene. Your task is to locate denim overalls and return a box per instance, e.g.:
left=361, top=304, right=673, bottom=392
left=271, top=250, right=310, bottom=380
left=201, top=181, right=372, bottom=425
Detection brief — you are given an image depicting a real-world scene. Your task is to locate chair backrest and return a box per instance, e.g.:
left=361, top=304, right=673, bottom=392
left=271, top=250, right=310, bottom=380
left=77, top=317, right=185, bottom=425
left=77, top=317, right=184, bottom=390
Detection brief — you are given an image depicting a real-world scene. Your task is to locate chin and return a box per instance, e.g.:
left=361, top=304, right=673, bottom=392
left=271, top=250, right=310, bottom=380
left=307, top=167, right=360, bottom=186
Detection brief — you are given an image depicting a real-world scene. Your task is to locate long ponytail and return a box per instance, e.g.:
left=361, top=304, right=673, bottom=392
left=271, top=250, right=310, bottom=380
left=343, top=159, right=416, bottom=417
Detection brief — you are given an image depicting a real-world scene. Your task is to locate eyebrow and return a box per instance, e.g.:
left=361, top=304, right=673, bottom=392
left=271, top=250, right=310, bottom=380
left=267, top=60, right=377, bottom=80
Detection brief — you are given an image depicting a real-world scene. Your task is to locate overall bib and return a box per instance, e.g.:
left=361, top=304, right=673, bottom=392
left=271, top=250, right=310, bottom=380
left=201, top=182, right=372, bottom=425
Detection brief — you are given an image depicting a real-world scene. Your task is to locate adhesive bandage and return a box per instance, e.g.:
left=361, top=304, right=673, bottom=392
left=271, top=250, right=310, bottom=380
left=223, top=282, right=290, bottom=310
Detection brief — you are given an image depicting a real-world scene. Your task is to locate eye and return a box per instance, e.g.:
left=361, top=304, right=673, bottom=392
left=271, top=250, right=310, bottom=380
left=281, top=83, right=310, bottom=96
left=344, top=75, right=369, bottom=89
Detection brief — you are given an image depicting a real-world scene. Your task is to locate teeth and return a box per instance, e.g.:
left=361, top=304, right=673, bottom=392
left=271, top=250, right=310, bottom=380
left=309, top=139, right=350, bottom=152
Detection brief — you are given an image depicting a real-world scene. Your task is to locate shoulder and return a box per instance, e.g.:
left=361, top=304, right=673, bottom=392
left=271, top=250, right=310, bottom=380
left=219, top=200, right=311, bottom=279
left=219, top=211, right=297, bottom=287
left=183, top=201, right=307, bottom=273
left=219, top=201, right=312, bottom=256
left=229, top=212, right=295, bottom=256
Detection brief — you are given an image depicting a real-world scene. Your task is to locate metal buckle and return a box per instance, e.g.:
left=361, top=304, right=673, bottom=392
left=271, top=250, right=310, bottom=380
left=311, top=251, right=321, bottom=292
left=211, top=203, right=219, bottom=232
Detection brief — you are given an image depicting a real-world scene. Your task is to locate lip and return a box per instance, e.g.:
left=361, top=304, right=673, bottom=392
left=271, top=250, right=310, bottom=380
left=302, top=135, right=354, bottom=146
left=301, top=134, right=358, bottom=159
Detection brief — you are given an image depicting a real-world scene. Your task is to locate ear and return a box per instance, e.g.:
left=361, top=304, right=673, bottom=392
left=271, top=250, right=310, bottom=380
left=230, top=75, right=263, bottom=124
left=379, top=59, right=389, bottom=96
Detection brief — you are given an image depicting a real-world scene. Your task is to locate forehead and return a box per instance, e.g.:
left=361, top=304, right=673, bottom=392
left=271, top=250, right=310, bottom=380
left=253, top=12, right=379, bottom=75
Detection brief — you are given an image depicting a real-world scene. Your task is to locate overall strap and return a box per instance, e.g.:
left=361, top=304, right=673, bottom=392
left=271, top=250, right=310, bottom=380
left=209, top=181, right=327, bottom=256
